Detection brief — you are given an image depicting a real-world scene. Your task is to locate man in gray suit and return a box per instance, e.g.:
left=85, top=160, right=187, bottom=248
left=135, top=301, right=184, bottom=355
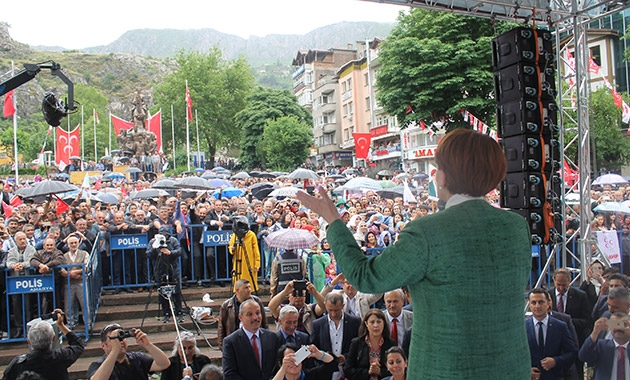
left=384, top=289, right=413, bottom=347
left=321, top=273, right=382, bottom=319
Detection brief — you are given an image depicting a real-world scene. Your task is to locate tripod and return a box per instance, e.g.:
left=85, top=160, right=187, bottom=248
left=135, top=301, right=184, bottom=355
left=231, top=236, right=258, bottom=295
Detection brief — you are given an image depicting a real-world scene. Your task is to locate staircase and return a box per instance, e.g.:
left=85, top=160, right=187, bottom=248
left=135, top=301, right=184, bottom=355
left=0, top=284, right=272, bottom=380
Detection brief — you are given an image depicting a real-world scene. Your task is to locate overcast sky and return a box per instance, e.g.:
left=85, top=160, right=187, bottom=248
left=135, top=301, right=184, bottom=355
left=4, top=0, right=406, bottom=49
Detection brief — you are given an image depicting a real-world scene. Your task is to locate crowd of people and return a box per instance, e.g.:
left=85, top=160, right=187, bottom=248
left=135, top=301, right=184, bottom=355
left=3, top=127, right=630, bottom=378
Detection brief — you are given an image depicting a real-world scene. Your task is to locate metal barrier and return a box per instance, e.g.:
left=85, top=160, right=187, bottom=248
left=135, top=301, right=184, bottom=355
left=1, top=234, right=101, bottom=344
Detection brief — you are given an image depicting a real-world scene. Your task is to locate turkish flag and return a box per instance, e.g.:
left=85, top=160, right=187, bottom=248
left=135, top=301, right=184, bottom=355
left=353, top=132, right=372, bottom=160
left=3, top=90, right=15, bottom=118
left=588, top=57, right=600, bottom=74
left=111, top=114, right=133, bottom=136
left=9, top=195, right=22, bottom=208
left=147, top=111, right=163, bottom=153
left=56, top=197, right=70, bottom=216
left=2, top=201, right=12, bottom=217
left=613, top=88, right=623, bottom=108
left=55, top=125, right=80, bottom=166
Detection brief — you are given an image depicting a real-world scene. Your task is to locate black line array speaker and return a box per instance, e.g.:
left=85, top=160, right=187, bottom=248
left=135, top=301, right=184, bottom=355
left=493, top=27, right=561, bottom=245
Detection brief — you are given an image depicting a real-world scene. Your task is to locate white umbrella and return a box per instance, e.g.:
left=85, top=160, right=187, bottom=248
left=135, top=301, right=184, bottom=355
left=593, top=173, right=629, bottom=186
left=594, top=202, right=630, bottom=214
left=269, top=187, right=307, bottom=198
left=288, top=168, right=320, bottom=180
left=344, top=177, right=383, bottom=191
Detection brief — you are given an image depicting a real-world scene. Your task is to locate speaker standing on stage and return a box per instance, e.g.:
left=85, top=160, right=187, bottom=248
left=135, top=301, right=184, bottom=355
left=228, top=216, right=260, bottom=293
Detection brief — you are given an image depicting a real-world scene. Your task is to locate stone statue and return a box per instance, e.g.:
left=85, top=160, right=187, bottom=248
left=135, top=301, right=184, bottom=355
left=116, top=90, right=158, bottom=158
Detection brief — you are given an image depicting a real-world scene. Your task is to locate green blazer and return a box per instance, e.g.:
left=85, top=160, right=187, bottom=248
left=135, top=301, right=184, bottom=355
left=327, top=199, right=531, bottom=379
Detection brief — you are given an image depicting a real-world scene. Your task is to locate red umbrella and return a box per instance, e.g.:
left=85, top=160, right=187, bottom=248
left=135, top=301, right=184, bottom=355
left=264, top=228, right=320, bottom=250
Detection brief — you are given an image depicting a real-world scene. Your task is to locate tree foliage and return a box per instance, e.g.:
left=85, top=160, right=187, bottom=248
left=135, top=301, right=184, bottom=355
left=261, top=116, right=313, bottom=171
left=153, top=48, right=255, bottom=167
left=376, top=9, right=515, bottom=129
left=564, top=87, right=630, bottom=174
left=235, top=88, right=312, bottom=169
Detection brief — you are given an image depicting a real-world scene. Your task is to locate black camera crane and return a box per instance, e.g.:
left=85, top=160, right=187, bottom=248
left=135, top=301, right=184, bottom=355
left=0, top=61, right=77, bottom=126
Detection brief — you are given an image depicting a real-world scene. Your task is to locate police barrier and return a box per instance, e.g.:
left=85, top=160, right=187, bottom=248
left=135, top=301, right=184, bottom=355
left=1, top=234, right=101, bottom=344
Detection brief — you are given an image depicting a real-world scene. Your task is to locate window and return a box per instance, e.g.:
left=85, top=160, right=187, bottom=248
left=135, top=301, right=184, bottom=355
left=305, top=70, right=313, bottom=85
left=342, top=81, right=347, bottom=93
left=349, top=101, right=354, bottom=116
left=365, top=97, right=371, bottom=111
left=590, top=46, right=601, bottom=66
left=364, top=73, right=369, bottom=86
left=348, top=78, right=352, bottom=88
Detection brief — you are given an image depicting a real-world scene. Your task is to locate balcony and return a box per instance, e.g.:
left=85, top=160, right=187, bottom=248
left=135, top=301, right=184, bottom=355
left=323, top=123, right=339, bottom=134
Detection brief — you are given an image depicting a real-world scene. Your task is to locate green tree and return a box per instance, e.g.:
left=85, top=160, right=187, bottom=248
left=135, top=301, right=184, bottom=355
left=262, top=116, right=313, bottom=171
left=564, top=87, right=630, bottom=174
left=376, top=9, right=515, bottom=129
left=71, top=84, right=110, bottom=162
left=153, top=48, right=255, bottom=167
left=235, top=88, right=311, bottom=169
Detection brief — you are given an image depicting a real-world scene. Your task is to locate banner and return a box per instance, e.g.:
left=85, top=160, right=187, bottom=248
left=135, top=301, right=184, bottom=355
left=353, top=132, right=372, bottom=160
left=111, top=114, right=133, bottom=136
left=3, top=90, right=15, bottom=118
left=147, top=111, right=163, bottom=154
left=55, top=125, right=80, bottom=167
left=186, top=83, right=193, bottom=121
left=596, top=230, right=621, bottom=264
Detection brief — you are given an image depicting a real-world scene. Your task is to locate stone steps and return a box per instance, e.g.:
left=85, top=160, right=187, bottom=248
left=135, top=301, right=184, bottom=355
left=0, top=284, right=272, bottom=380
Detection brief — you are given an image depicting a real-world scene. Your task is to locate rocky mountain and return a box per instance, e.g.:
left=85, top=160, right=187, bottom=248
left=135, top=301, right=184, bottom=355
left=44, top=22, right=394, bottom=65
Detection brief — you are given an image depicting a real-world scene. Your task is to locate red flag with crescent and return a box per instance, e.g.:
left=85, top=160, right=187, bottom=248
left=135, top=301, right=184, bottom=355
left=3, top=90, right=15, bottom=118
left=111, top=114, right=133, bottom=136
left=55, top=125, right=80, bottom=166
left=147, top=111, right=163, bottom=154
left=186, top=83, right=193, bottom=121
left=353, top=132, right=372, bottom=160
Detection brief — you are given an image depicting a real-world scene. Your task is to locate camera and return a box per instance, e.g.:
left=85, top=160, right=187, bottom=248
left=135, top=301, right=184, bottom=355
left=41, top=311, right=61, bottom=321
left=293, top=280, right=307, bottom=297
left=111, top=329, right=134, bottom=341
left=152, top=234, right=167, bottom=249
left=232, top=216, right=250, bottom=240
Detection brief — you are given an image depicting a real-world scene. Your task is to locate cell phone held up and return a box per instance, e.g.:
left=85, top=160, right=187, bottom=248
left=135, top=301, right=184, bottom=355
left=293, top=280, right=307, bottom=297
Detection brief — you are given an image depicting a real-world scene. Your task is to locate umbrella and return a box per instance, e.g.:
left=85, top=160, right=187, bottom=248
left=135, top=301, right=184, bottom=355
left=258, top=171, right=275, bottom=178
left=175, top=176, right=214, bottom=190
left=413, top=173, right=429, bottom=180
left=269, top=187, right=307, bottom=198
left=593, top=173, right=629, bottom=186
left=376, top=186, right=405, bottom=200
left=250, top=182, right=276, bottom=192
left=344, top=177, right=383, bottom=191
left=288, top=168, right=320, bottom=180
left=395, top=173, right=410, bottom=180
left=69, top=156, right=82, bottom=161
left=110, top=150, right=122, bottom=155
left=334, top=178, right=347, bottom=184
left=99, top=187, right=122, bottom=195
left=594, top=202, right=630, bottom=214
left=124, top=167, right=142, bottom=173
left=216, top=173, right=230, bottom=179
left=249, top=170, right=261, bottom=177
left=231, top=171, right=251, bottom=179
left=118, top=157, right=130, bottom=163
left=252, top=187, right=277, bottom=200
left=61, top=190, right=103, bottom=203
left=105, top=172, right=126, bottom=179
left=201, top=171, right=217, bottom=179
left=564, top=192, right=580, bottom=205
left=328, top=174, right=345, bottom=179
left=56, top=173, right=70, bottom=179
left=211, top=166, right=226, bottom=172
left=377, top=169, right=394, bottom=177
left=151, top=179, right=177, bottom=190
left=209, top=179, right=232, bottom=188
left=377, top=180, right=398, bottom=189
left=130, top=188, right=169, bottom=200
left=212, top=187, right=244, bottom=199
left=194, top=168, right=205, bottom=173
left=270, top=171, right=287, bottom=177
left=24, top=180, right=78, bottom=198
left=97, top=192, right=120, bottom=204
left=100, top=155, right=112, bottom=161
left=264, top=228, right=321, bottom=250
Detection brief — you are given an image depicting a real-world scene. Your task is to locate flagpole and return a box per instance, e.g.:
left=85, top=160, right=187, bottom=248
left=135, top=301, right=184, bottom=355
left=93, top=109, right=98, bottom=162
left=171, top=104, right=176, bottom=171
left=185, top=80, right=191, bottom=172
left=10, top=61, right=18, bottom=184
left=108, top=110, right=112, bottom=153
left=159, top=108, right=163, bottom=154
left=195, top=109, right=200, bottom=168
left=81, top=105, right=84, bottom=163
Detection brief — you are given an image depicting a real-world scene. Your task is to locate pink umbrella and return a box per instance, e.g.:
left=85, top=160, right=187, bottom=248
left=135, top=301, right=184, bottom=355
left=264, top=228, right=320, bottom=250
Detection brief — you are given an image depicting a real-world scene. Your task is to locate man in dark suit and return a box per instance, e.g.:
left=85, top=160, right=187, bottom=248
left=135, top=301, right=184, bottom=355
left=527, top=288, right=578, bottom=380
left=579, top=312, right=630, bottom=380
left=222, top=298, right=279, bottom=380
left=276, top=305, right=310, bottom=346
left=592, top=273, right=628, bottom=321
left=310, top=292, right=361, bottom=379
left=550, top=268, right=593, bottom=344
left=544, top=285, right=580, bottom=380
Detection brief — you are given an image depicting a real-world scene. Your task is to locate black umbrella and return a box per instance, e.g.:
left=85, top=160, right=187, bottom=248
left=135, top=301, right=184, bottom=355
left=151, top=179, right=177, bottom=190
left=253, top=187, right=277, bottom=200
left=130, top=188, right=169, bottom=199
left=175, top=176, right=215, bottom=190
left=376, top=186, right=405, bottom=200
left=258, top=171, right=275, bottom=178
left=24, top=180, right=78, bottom=198
left=231, top=171, right=251, bottom=179
left=250, top=182, right=276, bottom=192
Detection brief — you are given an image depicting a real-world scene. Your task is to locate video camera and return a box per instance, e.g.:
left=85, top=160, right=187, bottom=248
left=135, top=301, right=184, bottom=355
left=232, top=216, right=250, bottom=240
left=41, top=311, right=61, bottom=321
left=293, top=280, right=307, bottom=297
left=152, top=234, right=168, bottom=250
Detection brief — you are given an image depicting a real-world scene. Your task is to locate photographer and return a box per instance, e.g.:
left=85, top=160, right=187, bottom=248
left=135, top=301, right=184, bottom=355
left=147, top=226, right=183, bottom=323
left=228, top=216, right=260, bottom=293
left=87, top=324, right=170, bottom=380
left=2, top=309, right=84, bottom=380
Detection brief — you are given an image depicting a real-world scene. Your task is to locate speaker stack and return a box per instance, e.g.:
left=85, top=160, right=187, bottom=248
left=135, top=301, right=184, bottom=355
left=492, top=27, right=562, bottom=245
